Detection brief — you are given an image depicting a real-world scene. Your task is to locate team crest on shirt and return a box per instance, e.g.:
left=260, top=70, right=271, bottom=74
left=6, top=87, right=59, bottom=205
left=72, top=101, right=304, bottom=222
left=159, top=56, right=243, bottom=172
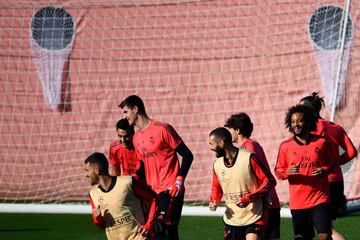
left=98, top=196, right=104, bottom=203
left=221, top=170, right=226, bottom=177
left=150, top=136, right=155, bottom=144
left=315, top=147, right=320, bottom=153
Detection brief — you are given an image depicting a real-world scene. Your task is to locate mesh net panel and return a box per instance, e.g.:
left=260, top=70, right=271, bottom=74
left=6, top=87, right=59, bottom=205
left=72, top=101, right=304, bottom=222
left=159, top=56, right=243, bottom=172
left=30, top=6, right=75, bottom=108
left=0, top=0, right=359, bottom=205
left=309, top=5, right=353, bottom=108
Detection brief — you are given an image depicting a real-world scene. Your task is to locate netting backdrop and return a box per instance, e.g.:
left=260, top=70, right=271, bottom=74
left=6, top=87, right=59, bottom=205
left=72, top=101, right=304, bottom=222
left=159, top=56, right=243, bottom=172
left=0, top=0, right=359, bottom=204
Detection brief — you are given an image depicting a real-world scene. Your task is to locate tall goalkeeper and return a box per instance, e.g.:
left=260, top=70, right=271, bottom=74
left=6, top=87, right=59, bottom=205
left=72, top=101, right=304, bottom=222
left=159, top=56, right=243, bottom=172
left=119, top=95, right=194, bottom=240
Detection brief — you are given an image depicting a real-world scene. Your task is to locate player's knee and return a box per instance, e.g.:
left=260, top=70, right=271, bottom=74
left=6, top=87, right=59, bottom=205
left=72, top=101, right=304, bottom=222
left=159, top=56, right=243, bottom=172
left=318, top=233, right=332, bottom=240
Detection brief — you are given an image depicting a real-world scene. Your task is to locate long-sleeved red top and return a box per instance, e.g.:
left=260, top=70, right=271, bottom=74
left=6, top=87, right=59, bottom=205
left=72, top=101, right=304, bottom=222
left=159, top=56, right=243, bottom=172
left=275, top=135, right=335, bottom=209
left=241, top=139, right=280, bottom=208
left=314, top=118, right=358, bottom=182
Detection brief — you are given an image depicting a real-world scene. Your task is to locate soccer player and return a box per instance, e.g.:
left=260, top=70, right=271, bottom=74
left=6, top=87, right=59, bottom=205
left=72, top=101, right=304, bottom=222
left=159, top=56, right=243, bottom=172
left=225, top=112, right=281, bottom=240
left=119, top=95, right=194, bottom=240
left=84, top=152, right=158, bottom=240
left=108, top=118, right=139, bottom=176
left=208, top=127, right=276, bottom=240
left=275, top=104, right=336, bottom=240
left=300, top=92, right=358, bottom=240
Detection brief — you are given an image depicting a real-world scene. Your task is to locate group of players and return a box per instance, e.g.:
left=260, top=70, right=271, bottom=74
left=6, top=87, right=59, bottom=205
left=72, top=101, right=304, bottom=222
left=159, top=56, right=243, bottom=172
left=84, top=92, right=357, bottom=240
left=85, top=95, right=193, bottom=240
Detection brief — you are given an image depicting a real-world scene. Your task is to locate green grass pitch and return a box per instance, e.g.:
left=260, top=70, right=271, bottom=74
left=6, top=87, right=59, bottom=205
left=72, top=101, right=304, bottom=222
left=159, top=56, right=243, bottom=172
left=0, top=212, right=359, bottom=239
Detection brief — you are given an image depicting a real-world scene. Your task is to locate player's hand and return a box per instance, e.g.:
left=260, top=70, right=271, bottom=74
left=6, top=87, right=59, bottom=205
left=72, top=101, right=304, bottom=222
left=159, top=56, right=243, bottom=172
left=209, top=201, right=218, bottom=211
left=168, top=176, right=184, bottom=198
left=288, top=163, right=300, bottom=175
left=93, top=206, right=107, bottom=229
left=137, top=224, right=151, bottom=236
left=236, top=196, right=250, bottom=208
left=312, top=168, right=325, bottom=176
left=92, top=205, right=102, bottom=217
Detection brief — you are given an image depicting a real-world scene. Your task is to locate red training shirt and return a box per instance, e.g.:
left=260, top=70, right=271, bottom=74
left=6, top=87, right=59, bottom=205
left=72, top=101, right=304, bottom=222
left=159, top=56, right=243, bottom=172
left=242, top=139, right=280, bottom=209
left=275, top=135, right=335, bottom=209
left=108, top=139, right=140, bottom=176
left=314, top=118, right=357, bottom=182
left=133, top=120, right=182, bottom=193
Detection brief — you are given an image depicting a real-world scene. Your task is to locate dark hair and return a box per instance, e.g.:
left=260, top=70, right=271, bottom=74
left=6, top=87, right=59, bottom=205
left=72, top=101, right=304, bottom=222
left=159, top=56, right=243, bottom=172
left=116, top=118, right=134, bottom=134
left=84, top=152, right=109, bottom=175
left=118, top=95, right=147, bottom=116
left=284, top=104, right=317, bottom=133
left=224, top=112, right=253, bottom=138
left=300, top=92, right=324, bottom=117
left=209, top=127, right=233, bottom=145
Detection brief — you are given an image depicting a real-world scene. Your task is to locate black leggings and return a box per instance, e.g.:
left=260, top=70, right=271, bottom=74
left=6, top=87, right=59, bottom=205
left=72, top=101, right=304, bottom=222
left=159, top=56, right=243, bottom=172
left=154, top=190, right=185, bottom=240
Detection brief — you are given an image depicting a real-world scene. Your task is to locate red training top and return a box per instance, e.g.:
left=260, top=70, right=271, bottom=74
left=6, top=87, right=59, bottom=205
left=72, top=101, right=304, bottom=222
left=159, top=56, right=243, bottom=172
left=242, top=138, right=280, bottom=209
left=275, top=135, right=335, bottom=209
left=109, top=139, right=140, bottom=176
left=314, top=118, right=357, bottom=182
left=133, top=120, right=182, bottom=193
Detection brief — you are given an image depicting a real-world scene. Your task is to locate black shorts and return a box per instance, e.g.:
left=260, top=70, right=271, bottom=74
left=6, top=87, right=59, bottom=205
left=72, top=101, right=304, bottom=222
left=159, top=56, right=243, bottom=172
left=155, top=190, right=184, bottom=240
left=264, top=208, right=280, bottom=239
left=157, top=190, right=184, bottom=225
left=291, top=202, right=332, bottom=240
left=223, top=222, right=264, bottom=240
left=329, top=181, right=346, bottom=219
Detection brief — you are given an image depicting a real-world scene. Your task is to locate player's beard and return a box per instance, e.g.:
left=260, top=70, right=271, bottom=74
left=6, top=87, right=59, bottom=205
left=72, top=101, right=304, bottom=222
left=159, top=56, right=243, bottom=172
left=214, top=146, right=226, bottom=158
left=90, top=175, right=99, bottom=185
left=291, top=125, right=306, bottom=138
left=122, top=138, right=131, bottom=148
